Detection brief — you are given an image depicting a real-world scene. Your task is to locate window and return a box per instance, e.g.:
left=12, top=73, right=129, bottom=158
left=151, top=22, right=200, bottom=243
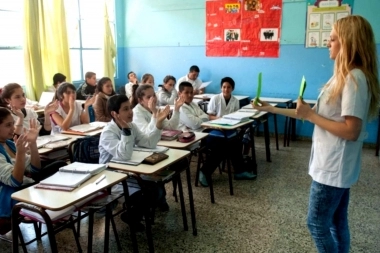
left=65, top=0, right=116, bottom=81
left=0, top=0, right=25, bottom=86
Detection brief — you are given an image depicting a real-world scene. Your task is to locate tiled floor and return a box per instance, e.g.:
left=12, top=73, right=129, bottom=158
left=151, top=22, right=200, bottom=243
left=1, top=138, right=379, bottom=253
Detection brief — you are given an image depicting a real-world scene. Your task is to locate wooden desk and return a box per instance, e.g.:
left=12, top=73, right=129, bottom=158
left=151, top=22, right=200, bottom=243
left=11, top=171, right=127, bottom=252
left=201, top=120, right=256, bottom=202
left=157, top=132, right=209, bottom=149
left=108, top=148, right=197, bottom=250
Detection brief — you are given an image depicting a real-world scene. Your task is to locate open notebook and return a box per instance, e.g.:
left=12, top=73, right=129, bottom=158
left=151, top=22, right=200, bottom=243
left=39, top=163, right=107, bottom=188
left=209, top=111, right=252, bottom=126
left=61, top=122, right=107, bottom=135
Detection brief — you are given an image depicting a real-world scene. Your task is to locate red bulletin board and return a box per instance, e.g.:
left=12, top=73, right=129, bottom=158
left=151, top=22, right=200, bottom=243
left=206, top=0, right=282, bottom=57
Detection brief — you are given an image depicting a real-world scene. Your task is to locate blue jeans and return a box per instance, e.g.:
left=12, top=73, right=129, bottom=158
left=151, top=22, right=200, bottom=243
left=307, top=180, right=350, bottom=253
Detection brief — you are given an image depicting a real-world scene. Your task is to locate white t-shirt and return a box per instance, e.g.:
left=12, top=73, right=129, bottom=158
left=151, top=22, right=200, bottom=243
left=207, top=93, right=239, bottom=117
left=52, top=101, right=83, bottom=128
left=176, top=75, right=202, bottom=91
left=309, top=69, right=370, bottom=188
left=12, top=108, right=40, bottom=130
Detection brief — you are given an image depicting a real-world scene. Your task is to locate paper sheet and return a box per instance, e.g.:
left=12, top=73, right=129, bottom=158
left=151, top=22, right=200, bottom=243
left=199, top=81, right=212, bottom=90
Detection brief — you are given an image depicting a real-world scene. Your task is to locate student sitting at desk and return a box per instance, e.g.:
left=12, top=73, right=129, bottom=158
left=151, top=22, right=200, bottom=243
left=207, top=77, right=251, bottom=155
left=124, top=71, right=139, bottom=99
left=176, top=65, right=204, bottom=95
left=156, top=75, right=178, bottom=106
left=93, top=77, right=116, bottom=122
left=99, top=94, right=170, bottom=230
left=76, top=71, right=97, bottom=100
left=0, top=108, right=64, bottom=235
left=141, top=73, right=155, bottom=87
left=133, top=84, right=183, bottom=133
left=0, top=83, right=58, bottom=136
left=48, top=73, right=66, bottom=92
left=178, top=82, right=255, bottom=186
left=51, top=82, right=95, bottom=131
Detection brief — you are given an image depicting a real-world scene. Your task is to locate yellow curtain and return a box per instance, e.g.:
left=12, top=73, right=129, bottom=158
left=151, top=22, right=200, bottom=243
left=23, top=0, right=71, bottom=100
left=103, top=1, right=116, bottom=87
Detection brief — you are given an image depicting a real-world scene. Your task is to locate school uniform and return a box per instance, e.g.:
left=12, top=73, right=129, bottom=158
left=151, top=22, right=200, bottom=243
left=156, top=86, right=178, bottom=106
left=179, top=102, right=209, bottom=132
left=0, top=141, right=36, bottom=219
left=51, top=101, right=83, bottom=129
left=124, top=82, right=135, bottom=99
left=93, top=92, right=112, bottom=122
left=207, top=93, right=239, bottom=117
left=133, top=104, right=180, bottom=134
left=309, top=69, right=369, bottom=188
left=175, top=75, right=202, bottom=91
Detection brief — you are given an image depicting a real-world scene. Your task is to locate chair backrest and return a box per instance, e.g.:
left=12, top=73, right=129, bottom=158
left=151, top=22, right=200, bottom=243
left=68, top=136, right=100, bottom=164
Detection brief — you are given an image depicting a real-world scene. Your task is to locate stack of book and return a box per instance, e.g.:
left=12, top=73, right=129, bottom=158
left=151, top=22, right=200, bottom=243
left=209, top=112, right=253, bottom=126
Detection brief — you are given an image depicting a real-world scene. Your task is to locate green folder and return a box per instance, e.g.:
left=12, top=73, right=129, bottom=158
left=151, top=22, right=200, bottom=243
left=299, top=76, right=307, bottom=122
left=254, top=72, right=262, bottom=105
left=299, top=76, right=306, bottom=99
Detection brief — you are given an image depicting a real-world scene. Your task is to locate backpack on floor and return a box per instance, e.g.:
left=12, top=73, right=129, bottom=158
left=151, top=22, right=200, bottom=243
left=68, top=136, right=100, bottom=164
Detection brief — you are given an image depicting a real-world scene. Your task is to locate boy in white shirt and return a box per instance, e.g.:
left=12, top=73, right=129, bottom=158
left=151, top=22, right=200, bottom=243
left=99, top=94, right=170, bottom=231
left=176, top=65, right=204, bottom=94
left=178, top=82, right=256, bottom=186
left=124, top=71, right=139, bottom=99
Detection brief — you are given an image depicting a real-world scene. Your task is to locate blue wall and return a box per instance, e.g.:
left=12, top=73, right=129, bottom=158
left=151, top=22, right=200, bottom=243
left=115, top=0, right=380, bottom=144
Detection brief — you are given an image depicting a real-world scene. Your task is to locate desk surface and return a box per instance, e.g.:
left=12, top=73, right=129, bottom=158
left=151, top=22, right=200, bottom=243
left=193, top=94, right=249, bottom=101
left=108, top=148, right=190, bottom=175
left=259, top=97, right=293, bottom=104
left=241, top=103, right=278, bottom=110
left=11, top=171, right=126, bottom=211
left=157, top=132, right=208, bottom=149
left=201, top=119, right=254, bottom=130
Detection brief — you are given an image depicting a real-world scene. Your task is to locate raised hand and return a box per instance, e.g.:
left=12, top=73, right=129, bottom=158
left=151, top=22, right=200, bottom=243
left=25, top=119, right=40, bottom=143
left=156, top=106, right=170, bottom=122
left=174, top=96, right=185, bottom=111
left=14, top=134, right=28, bottom=154
left=148, top=96, right=158, bottom=114
left=44, top=100, right=59, bottom=115
left=84, top=95, right=96, bottom=108
left=68, top=95, right=76, bottom=110
left=10, top=105, right=24, bottom=119
left=252, top=98, right=274, bottom=113
left=113, top=114, right=131, bottom=129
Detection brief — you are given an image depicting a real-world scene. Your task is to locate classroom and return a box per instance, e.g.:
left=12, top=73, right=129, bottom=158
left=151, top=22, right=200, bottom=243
left=0, top=0, right=379, bottom=252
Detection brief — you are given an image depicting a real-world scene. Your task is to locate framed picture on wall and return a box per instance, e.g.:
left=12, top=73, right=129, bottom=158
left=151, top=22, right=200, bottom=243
left=322, top=13, right=335, bottom=30
left=309, top=13, right=321, bottom=29
left=336, top=12, right=349, bottom=20
left=321, top=31, right=330, bottom=47
left=308, top=31, right=320, bottom=47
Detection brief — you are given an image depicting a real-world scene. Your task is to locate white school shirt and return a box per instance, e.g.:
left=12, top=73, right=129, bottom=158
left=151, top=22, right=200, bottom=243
left=207, top=93, right=239, bottom=117
left=51, top=101, right=82, bottom=128
left=12, top=108, right=40, bottom=130
left=132, top=104, right=180, bottom=134
left=124, top=82, right=135, bottom=99
left=309, top=69, right=370, bottom=188
left=98, top=120, right=162, bottom=164
left=156, top=86, right=178, bottom=106
left=179, top=102, right=209, bottom=132
left=176, top=75, right=202, bottom=91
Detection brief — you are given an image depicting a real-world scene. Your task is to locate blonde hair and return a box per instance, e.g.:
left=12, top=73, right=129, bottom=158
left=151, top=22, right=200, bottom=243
left=324, top=15, right=379, bottom=119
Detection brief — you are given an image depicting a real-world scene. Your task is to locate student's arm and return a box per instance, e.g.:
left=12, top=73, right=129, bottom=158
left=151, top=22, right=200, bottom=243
left=207, top=96, right=219, bottom=120
left=41, top=100, right=58, bottom=132
left=133, top=123, right=162, bottom=148
left=12, top=135, right=28, bottom=183
left=12, top=109, right=24, bottom=136
left=100, top=124, right=134, bottom=161
left=180, top=104, right=209, bottom=130
left=0, top=155, right=24, bottom=187
left=253, top=100, right=299, bottom=119
left=133, top=106, right=157, bottom=134
left=52, top=100, right=76, bottom=131
left=80, top=98, right=95, bottom=124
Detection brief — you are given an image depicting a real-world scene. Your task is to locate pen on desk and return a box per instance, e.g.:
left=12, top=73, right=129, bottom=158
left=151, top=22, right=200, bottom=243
left=95, top=174, right=106, bottom=185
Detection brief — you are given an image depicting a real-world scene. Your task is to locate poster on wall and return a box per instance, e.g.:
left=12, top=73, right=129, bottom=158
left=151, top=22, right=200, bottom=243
left=206, top=0, right=283, bottom=57
left=305, top=0, right=353, bottom=48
